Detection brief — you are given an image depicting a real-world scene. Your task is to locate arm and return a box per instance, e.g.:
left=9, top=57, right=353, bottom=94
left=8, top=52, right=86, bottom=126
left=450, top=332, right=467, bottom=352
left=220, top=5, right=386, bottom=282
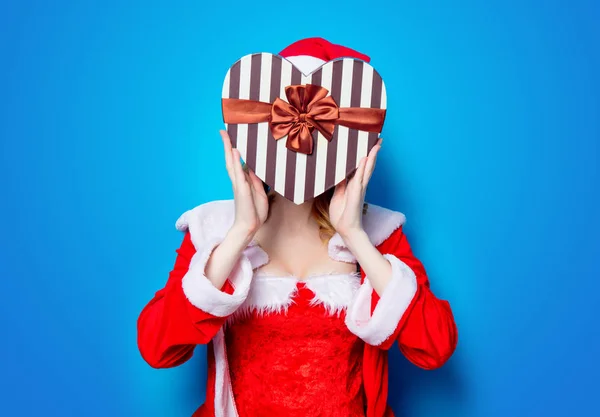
left=328, top=137, right=457, bottom=369
left=339, top=227, right=394, bottom=296
left=345, top=226, right=458, bottom=369
left=136, top=230, right=255, bottom=369
left=137, top=130, right=270, bottom=369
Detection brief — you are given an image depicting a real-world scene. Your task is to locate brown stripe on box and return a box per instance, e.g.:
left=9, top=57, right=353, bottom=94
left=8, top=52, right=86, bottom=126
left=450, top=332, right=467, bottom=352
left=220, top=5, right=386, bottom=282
left=324, top=60, right=344, bottom=190
left=245, top=54, right=262, bottom=169
left=222, top=54, right=385, bottom=204
left=284, top=67, right=303, bottom=201
left=264, top=57, right=282, bottom=187
left=303, top=129, right=319, bottom=201
left=227, top=61, right=241, bottom=147
left=368, top=69, right=383, bottom=148
left=311, top=69, right=322, bottom=86
left=345, top=60, right=364, bottom=173
left=303, top=70, right=323, bottom=201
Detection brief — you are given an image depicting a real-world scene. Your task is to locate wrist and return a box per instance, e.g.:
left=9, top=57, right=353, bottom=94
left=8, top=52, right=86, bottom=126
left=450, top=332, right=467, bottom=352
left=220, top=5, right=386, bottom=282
left=339, top=227, right=369, bottom=247
left=227, top=223, right=257, bottom=247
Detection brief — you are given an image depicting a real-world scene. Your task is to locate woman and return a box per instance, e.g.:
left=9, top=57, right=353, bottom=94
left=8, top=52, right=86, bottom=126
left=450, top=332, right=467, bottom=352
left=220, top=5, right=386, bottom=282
left=137, top=38, right=458, bottom=417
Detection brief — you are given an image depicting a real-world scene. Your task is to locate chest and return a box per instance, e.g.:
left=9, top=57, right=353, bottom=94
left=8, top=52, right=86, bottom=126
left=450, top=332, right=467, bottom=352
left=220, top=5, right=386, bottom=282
left=252, top=233, right=358, bottom=280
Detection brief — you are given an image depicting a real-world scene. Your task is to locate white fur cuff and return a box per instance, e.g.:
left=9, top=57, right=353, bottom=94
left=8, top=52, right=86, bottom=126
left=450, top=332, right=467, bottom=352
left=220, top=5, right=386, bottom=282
left=181, top=237, right=254, bottom=317
left=345, top=254, right=418, bottom=346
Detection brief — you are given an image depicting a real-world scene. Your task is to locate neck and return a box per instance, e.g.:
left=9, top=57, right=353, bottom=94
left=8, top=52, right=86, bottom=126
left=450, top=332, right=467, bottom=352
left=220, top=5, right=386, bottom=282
left=265, top=193, right=317, bottom=235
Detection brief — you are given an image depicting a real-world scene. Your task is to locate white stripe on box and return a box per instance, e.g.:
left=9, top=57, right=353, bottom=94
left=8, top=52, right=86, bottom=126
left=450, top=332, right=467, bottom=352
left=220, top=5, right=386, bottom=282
left=313, top=63, right=333, bottom=196
left=274, top=59, right=293, bottom=195
left=255, top=53, right=272, bottom=179
left=356, top=64, right=374, bottom=164
left=380, top=82, right=387, bottom=109
left=335, top=59, right=354, bottom=184
left=236, top=55, right=252, bottom=160
left=360, top=64, right=373, bottom=108
left=293, top=73, right=312, bottom=204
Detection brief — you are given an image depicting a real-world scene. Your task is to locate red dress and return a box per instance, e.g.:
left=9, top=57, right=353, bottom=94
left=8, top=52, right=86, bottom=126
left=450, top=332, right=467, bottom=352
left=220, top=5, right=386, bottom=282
left=136, top=200, right=458, bottom=417
left=225, top=275, right=366, bottom=417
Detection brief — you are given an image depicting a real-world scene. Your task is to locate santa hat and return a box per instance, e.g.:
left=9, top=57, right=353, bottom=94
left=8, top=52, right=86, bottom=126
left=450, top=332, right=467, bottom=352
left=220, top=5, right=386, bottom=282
left=279, top=37, right=371, bottom=75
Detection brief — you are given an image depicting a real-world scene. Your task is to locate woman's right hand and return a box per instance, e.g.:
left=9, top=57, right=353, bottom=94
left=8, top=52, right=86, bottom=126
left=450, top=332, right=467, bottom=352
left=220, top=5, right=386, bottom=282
left=220, top=130, right=269, bottom=239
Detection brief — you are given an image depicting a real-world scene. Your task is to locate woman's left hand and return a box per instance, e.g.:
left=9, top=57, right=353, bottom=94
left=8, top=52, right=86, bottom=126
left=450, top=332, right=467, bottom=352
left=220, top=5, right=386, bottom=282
left=329, top=138, right=382, bottom=238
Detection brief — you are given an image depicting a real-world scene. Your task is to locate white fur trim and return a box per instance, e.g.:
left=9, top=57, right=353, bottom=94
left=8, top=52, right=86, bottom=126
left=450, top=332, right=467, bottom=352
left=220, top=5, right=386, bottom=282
left=213, top=329, right=238, bottom=417
left=227, top=272, right=361, bottom=323
left=176, top=200, right=234, bottom=246
left=242, top=244, right=270, bottom=270
left=181, top=236, right=254, bottom=317
left=176, top=200, right=404, bottom=266
left=177, top=200, right=244, bottom=415
left=328, top=204, right=406, bottom=263
left=285, top=55, right=326, bottom=75
left=304, top=273, right=361, bottom=316
left=213, top=272, right=361, bottom=417
left=175, top=200, right=406, bottom=417
left=234, top=275, right=299, bottom=319
left=345, top=254, right=418, bottom=346
left=176, top=200, right=270, bottom=317
left=176, top=200, right=269, bottom=271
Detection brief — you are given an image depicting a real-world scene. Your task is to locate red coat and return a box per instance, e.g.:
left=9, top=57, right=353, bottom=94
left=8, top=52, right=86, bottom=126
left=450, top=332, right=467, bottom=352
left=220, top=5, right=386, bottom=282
left=137, top=200, right=458, bottom=417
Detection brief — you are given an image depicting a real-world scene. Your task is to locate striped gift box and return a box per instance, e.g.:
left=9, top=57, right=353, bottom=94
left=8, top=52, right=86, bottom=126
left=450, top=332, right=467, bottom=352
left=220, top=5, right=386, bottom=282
left=222, top=53, right=386, bottom=205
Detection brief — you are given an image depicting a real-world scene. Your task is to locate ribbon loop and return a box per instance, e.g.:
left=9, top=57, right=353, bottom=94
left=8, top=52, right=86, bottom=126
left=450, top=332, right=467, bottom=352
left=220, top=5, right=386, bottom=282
left=269, top=85, right=339, bottom=154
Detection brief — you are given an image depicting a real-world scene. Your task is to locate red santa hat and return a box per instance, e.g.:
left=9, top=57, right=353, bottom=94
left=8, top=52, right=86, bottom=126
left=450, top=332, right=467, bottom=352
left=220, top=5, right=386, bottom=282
left=279, top=37, right=371, bottom=75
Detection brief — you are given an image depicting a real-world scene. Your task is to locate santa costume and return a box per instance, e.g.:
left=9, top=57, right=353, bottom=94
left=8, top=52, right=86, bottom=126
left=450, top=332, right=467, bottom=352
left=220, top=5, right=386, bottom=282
left=137, top=38, right=458, bottom=417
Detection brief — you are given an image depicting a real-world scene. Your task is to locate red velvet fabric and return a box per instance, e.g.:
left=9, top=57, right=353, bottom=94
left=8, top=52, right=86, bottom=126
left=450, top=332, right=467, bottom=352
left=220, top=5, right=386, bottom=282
left=137, top=224, right=458, bottom=417
left=137, top=231, right=235, bottom=369
left=225, top=282, right=365, bottom=417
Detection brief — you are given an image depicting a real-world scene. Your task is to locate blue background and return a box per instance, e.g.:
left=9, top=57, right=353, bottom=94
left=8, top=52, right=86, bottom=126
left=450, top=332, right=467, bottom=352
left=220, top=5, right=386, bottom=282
left=1, top=1, right=598, bottom=416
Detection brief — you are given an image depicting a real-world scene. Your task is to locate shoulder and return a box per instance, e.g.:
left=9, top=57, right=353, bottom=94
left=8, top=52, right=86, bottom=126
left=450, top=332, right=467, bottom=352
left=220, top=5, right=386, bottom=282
left=328, top=202, right=406, bottom=263
left=174, top=199, right=406, bottom=257
left=174, top=199, right=235, bottom=244
left=362, top=203, right=407, bottom=247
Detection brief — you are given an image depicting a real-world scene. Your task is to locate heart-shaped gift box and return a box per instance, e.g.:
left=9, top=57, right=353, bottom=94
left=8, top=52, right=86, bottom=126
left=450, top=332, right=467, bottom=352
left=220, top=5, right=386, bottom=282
left=221, top=53, right=386, bottom=204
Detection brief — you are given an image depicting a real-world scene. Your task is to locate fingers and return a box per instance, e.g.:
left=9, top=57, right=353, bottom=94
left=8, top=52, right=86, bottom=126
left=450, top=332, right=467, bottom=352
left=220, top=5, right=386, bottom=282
left=352, top=156, right=367, bottom=188
left=248, top=169, right=267, bottom=200
left=232, top=148, right=251, bottom=197
left=336, top=157, right=365, bottom=212
left=363, top=141, right=381, bottom=185
left=347, top=156, right=367, bottom=205
left=332, top=178, right=347, bottom=200
left=220, top=130, right=235, bottom=184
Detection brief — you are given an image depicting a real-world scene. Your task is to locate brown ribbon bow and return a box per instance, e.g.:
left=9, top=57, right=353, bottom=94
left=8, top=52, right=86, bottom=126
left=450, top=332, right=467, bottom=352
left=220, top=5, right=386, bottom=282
left=222, top=84, right=385, bottom=155
left=270, top=85, right=338, bottom=154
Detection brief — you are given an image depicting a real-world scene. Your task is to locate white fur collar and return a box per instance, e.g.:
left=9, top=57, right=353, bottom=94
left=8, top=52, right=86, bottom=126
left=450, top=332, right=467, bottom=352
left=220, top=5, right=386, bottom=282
left=227, top=272, right=361, bottom=324
left=175, top=199, right=406, bottom=266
